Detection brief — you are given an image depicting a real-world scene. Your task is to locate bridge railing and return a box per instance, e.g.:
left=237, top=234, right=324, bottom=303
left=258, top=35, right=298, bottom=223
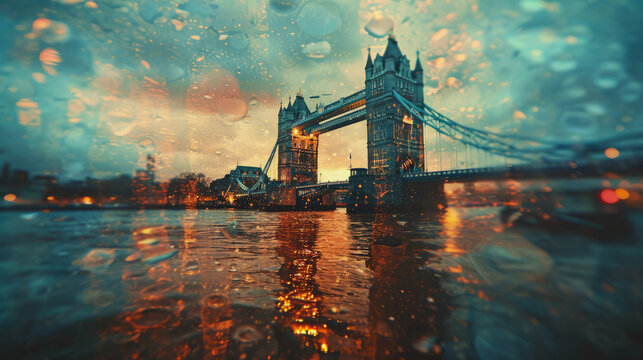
left=293, top=89, right=366, bottom=128
left=305, top=108, right=367, bottom=134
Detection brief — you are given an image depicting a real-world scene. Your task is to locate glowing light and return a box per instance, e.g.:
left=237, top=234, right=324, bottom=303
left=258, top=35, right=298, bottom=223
left=600, top=189, right=619, bottom=204
left=4, top=194, right=17, bottom=202
left=321, top=343, right=328, bottom=353
left=431, top=28, right=448, bottom=43
left=46, top=196, right=55, bottom=201
left=513, top=110, right=527, bottom=120
left=39, top=48, right=61, bottom=75
left=292, top=128, right=299, bottom=135
left=85, top=1, right=98, bottom=8
left=81, top=196, right=94, bottom=205
left=190, top=35, right=201, bottom=40
left=604, top=147, right=619, bottom=159
left=402, top=114, right=413, bottom=124
left=140, top=59, right=151, bottom=69
left=615, top=188, right=630, bottom=200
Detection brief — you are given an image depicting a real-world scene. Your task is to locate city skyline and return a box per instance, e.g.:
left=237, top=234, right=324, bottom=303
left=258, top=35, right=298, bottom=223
left=0, top=0, right=640, bottom=182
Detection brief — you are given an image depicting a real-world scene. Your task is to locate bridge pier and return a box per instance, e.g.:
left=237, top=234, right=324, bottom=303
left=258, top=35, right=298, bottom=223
left=347, top=168, right=445, bottom=213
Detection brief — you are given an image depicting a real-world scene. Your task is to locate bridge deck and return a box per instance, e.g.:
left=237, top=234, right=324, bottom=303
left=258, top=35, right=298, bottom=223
left=292, top=89, right=365, bottom=129
left=305, top=107, right=367, bottom=134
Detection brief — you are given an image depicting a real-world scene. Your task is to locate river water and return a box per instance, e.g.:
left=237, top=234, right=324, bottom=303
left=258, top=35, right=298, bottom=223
left=1, top=192, right=642, bottom=359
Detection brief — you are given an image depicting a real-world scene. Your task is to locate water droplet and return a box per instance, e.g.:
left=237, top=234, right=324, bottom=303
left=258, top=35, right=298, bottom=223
left=232, top=325, right=264, bottom=344
left=228, top=32, right=250, bottom=51
left=296, top=1, right=342, bottom=37
left=412, top=335, right=437, bottom=354
left=142, top=279, right=176, bottom=295
left=74, top=249, right=116, bottom=271
left=138, top=238, right=159, bottom=246
left=520, top=0, right=544, bottom=12
left=205, top=295, right=229, bottom=310
left=179, top=0, right=219, bottom=17
left=270, top=0, right=301, bottom=13
left=164, top=65, right=186, bottom=82
left=143, top=249, right=177, bottom=264
left=561, top=111, right=598, bottom=135
left=218, top=98, right=248, bottom=122
left=593, top=62, right=625, bottom=89
left=128, top=307, right=172, bottom=329
left=248, top=97, right=259, bottom=107
left=550, top=59, right=577, bottom=72
left=184, top=260, right=199, bottom=271
left=302, top=41, right=331, bottom=58
left=139, top=2, right=162, bottom=23
left=618, top=81, right=642, bottom=103
left=364, top=15, right=394, bottom=38
left=584, top=103, right=606, bottom=116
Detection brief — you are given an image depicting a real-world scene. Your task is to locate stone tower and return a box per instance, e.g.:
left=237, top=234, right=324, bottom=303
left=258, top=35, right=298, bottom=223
left=365, top=37, right=425, bottom=175
left=277, top=93, right=319, bottom=185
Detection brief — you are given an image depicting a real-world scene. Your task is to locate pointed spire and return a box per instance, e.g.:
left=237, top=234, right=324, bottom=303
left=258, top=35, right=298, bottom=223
left=365, top=47, right=373, bottom=69
left=287, top=95, right=292, bottom=109
left=383, top=36, right=402, bottom=59
left=413, top=50, right=423, bottom=73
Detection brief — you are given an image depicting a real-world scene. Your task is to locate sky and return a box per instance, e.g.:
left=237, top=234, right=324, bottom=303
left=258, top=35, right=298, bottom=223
left=0, top=0, right=641, bottom=182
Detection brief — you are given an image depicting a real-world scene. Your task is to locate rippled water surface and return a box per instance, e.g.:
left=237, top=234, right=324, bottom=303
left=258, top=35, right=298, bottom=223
left=1, top=201, right=642, bottom=359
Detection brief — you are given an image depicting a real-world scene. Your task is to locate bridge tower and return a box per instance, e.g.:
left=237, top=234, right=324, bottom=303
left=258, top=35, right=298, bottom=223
left=365, top=37, right=425, bottom=175
left=277, top=93, right=319, bottom=185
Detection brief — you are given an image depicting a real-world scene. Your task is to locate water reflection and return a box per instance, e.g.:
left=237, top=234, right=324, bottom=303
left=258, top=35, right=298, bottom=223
left=1, top=201, right=641, bottom=358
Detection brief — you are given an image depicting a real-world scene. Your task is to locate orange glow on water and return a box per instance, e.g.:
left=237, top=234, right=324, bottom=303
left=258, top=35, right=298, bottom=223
left=4, top=194, right=17, bottom=202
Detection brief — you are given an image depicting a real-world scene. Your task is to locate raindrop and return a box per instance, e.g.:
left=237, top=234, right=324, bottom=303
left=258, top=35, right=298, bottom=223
left=218, top=98, right=247, bottom=122
left=561, top=111, right=598, bottom=135
left=165, top=65, right=186, bottom=82
left=128, top=307, right=172, bottom=329
left=296, top=1, right=342, bottom=37
left=593, top=62, right=625, bottom=89
left=137, top=238, right=159, bottom=246
left=270, top=0, right=301, bottom=13
left=520, top=0, right=544, bottom=12
left=215, top=150, right=223, bottom=155
left=550, top=59, right=577, bottom=72
left=618, top=81, right=642, bottom=103
left=228, top=32, right=250, bottom=51
left=205, top=294, right=229, bottom=310
left=232, top=325, right=264, bottom=344
left=141, top=279, right=176, bottom=295
left=179, top=0, right=219, bottom=17
left=302, top=41, right=331, bottom=58
left=74, top=249, right=116, bottom=271
left=364, top=15, right=395, bottom=38
left=412, top=335, right=437, bottom=354
left=139, top=2, right=162, bottom=24
left=184, top=260, right=199, bottom=271
left=564, top=86, right=586, bottom=99
left=584, top=103, right=606, bottom=117
left=248, top=97, right=259, bottom=106
left=143, top=249, right=177, bottom=264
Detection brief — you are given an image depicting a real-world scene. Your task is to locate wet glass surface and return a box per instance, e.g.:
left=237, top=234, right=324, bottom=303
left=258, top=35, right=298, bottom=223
left=1, top=186, right=641, bottom=359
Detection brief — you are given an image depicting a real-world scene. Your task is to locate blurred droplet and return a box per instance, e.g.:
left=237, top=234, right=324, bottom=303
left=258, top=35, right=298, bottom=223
left=248, top=97, right=259, bottom=107
left=618, top=81, right=642, bottom=103
left=128, top=308, right=172, bottom=329
left=164, top=65, right=186, bottom=82
left=561, top=111, right=598, bottom=135
left=74, top=249, right=116, bottom=271
left=364, top=15, right=394, bottom=38
left=143, top=249, right=177, bottom=264
left=593, top=62, right=625, bottom=89
left=218, top=98, right=248, bottom=122
left=296, top=1, right=342, bottom=37
left=270, top=0, right=301, bottom=13
left=139, top=1, right=163, bottom=23
left=232, top=325, right=264, bottom=344
left=228, top=32, right=250, bottom=51
left=302, top=41, right=331, bottom=58
left=550, top=59, right=577, bottom=72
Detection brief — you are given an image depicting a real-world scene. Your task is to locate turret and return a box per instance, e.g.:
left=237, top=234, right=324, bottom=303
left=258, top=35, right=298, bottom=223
left=365, top=48, right=373, bottom=79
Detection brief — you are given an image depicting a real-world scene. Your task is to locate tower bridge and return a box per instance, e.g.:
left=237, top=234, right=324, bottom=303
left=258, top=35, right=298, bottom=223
left=227, top=36, right=642, bottom=212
